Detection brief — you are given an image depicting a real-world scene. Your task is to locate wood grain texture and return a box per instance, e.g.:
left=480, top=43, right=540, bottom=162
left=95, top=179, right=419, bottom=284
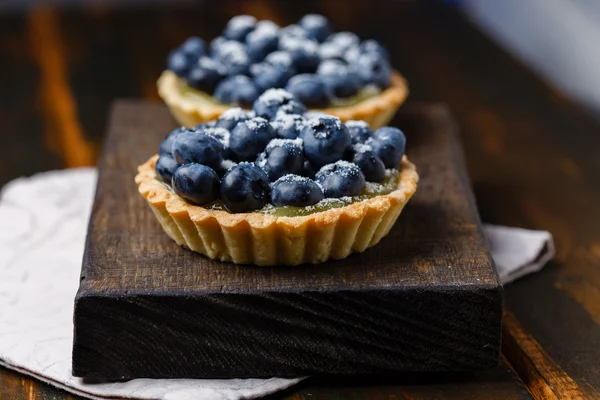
left=71, top=101, right=502, bottom=379
left=266, top=363, right=533, bottom=400
left=502, top=311, right=585, bottom=400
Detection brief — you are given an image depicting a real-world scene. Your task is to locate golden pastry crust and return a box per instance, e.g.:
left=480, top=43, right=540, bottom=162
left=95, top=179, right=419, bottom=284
left=157, top=70, right=409, bottom=129
left=135, top=155, right=418, bottom=266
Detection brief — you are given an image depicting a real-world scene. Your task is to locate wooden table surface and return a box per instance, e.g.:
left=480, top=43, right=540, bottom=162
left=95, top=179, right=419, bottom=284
left=1, top=1, right=599, bottom=399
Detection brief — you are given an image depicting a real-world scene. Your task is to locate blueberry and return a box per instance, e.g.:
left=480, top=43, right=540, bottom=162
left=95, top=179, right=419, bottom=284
left=316, top=59, right=347, bottom=76
left=216, top=159, right=238, bottom=178
left=171, top=129, right=224, bottom=169
left=356, top=53, right=392, bottom=88
left=272, top=175, right=324, bottom=206
left=302, top=159, right=317, bottom=179
left=159, top=127, right=187, bottom=156
left=214, top=75, right=259, bottom=108
left=345, top=120, right=373, bottom=144
left=246, top=22, right=279, bottom=62
left=171, top=164, right=220, bottom=205
left=251, top=63, right=296, bottom=91
left=167, top=37, right=206, bottom=77
left=255, top=20, right=280, bottom=32
left=325, top=32, right=360, bottom=51
left=351, top=144, right=386, bottom=182
left=298, top=14, right=331, bottom=42
left=370, top=127, right=406, bottom=168
left=278, top=24, right=309, bottom=40
left=285, top=74, right=329, bottom=108
left=202, top=127, right=235, bottom=160
left=316, top=161, right=365, bottom=198
left=360, top=39, right=389, bottom=60
left=223, top=15, right=257, bottom=41
left=155, top=154, right=180, bottom=184
left=210, top=36, right=227, bottom=57
left=322, top=69, right=361, bottom=98
left=252, top=89, right=307, bottom=120
left=212, top=41, right=250, bottom=75
left=180, top=36, right=206, bottom=57
left=264, top=51, right=295, bottom=69
left=318, top=42, right=347, bottom=62
left=215, top=107, right=254, bottom=131
left=220, top=162, right=271, bottom=213
left=342, top=45, right=359, bottom=64
left=270, top=113, right=307, bottom=139
left=221, top=51, right=251, bottom=77
left=186, top=57, right=225, bottom=92
left=344, top=40, right=388, bottom=64
left=167, top=50, right=196, bottom=78
left=256, top=138, right=305, bottom=181
left=278, top=37, right=320, bottom=72
left=229, top=117, right=276, bottom=161
left=300, top=116, right=351, bottom=168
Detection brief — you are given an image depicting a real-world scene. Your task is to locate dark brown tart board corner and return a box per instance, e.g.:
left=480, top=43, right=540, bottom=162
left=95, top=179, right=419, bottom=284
left=72, top=100, right=503, bottom=380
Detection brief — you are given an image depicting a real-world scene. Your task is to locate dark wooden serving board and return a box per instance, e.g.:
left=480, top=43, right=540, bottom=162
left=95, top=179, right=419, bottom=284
left=72, top=101, right=502, bottom=379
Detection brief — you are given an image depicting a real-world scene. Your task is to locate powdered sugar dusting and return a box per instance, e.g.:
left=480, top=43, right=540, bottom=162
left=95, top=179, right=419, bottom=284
left=317, top=161, right=363, bottom=181
left=256, top=154, right=267, bottom=168
left=220, top=107, right=249, bottom=121
left=204, top=127, right=231, bottom=147
left=308, top=115, right=344, bottom=131
left=221, top=159, right=238, bottom=171
left=244, top=117, right=269, bottom=130
left=272, top=113, right=306, bottom=129
left=305, top=196, right=353, bottom=211
left=259, top=88, right=293, bottom=105
left=278, top=101, right=304, bottom=114
left=276, top=174, right=312, bottom=184
left=353, top=143, right=372, bottom=153
left=266, top=138, right=304, bottom=152
left=346, top=120, right=369, bottom=129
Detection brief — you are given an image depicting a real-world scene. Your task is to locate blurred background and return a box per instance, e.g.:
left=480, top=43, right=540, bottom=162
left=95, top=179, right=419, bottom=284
left=1, top=0, right=599, bottom=188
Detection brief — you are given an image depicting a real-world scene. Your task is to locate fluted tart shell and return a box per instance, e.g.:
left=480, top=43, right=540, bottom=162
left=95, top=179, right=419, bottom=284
left=157, top=70, right=409, bottom=130
left=135, top=155, right=418, bottom=266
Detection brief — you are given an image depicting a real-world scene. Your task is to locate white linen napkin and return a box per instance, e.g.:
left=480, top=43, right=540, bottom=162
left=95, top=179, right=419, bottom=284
left=0, top=168, right=555, bottom=400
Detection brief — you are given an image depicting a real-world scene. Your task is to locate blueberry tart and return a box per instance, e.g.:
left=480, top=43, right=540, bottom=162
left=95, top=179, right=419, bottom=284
left=157, top=14, right=408, bottom=130
left=136, top=90, right=418, bottom=266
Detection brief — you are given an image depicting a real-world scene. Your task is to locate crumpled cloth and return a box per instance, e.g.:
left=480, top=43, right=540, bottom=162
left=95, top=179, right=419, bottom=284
left=0, top=168, right=555, bottom=400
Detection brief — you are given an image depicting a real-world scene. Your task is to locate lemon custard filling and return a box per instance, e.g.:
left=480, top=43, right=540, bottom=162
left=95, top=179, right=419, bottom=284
left=204, top=168, right=400, bottom=217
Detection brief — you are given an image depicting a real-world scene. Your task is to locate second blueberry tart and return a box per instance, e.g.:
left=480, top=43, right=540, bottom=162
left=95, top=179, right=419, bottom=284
left=157, top=14, right=408, bottom=130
